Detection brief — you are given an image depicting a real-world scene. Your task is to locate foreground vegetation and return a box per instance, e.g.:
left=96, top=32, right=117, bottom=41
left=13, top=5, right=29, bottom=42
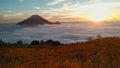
left=0, top=37, right=120, bottom=68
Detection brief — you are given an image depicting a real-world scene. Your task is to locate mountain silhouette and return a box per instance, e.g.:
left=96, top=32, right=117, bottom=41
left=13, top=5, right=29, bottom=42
left=17, top=15, right=59, bottom=25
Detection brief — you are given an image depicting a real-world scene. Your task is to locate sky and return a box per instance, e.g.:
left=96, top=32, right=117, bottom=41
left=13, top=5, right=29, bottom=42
left=0, top=0, right=120, bottom=23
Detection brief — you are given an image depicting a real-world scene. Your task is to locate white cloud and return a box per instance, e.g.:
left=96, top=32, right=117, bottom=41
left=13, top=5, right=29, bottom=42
left=0, top=13, right=24, bottom=23
left=43, top=1, right=120, bottom=22
left=15, top=13, right=24, bottom=16
left=47, top=0, right=64, bottom=5
left=2, top=13, right=24, bottom=19
left=18, top=0, right=24, bottom=2
left=44, top=2, right=78, bottom=17
left=34, top=7, right=41, bottom=10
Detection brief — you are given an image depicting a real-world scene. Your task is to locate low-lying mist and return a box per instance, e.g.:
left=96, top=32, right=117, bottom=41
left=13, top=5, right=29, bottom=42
left=0, top=22, right=120, bottom=44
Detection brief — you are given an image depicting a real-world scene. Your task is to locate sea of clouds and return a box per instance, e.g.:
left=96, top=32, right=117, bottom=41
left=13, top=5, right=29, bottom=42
left=0, top=22, right=120, bottom=44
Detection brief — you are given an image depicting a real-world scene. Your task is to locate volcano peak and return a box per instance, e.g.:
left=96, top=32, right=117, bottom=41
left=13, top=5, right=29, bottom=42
left=16, top=15, right=57, bottom=26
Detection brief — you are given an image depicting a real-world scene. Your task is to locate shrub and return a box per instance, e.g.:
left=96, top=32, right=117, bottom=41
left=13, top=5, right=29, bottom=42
left=87, top=37, right=93, bottom=41
left=16, top=41, right=23, bottom=45
left=46, top=39, right=61, bottom=46
left=97, top=35, right=102, bottom=38
left=40, top=40, right=45, bottom=45
left=30, top=40, right=40, bottom=45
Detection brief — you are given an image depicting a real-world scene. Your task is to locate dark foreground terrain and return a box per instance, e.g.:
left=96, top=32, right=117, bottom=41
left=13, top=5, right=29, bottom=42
left=0, top=37, right=120, bottom=68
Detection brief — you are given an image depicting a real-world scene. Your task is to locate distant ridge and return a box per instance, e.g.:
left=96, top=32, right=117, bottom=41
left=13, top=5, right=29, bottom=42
left=16, top=15, right=60, bottom=25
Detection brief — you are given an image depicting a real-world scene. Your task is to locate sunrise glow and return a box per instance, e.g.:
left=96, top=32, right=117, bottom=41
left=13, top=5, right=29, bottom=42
left=90, top=10, right=109, bottom=22
left=0, top=1, right=120, bottom=67
left=0, top=0, right=120, bottom=23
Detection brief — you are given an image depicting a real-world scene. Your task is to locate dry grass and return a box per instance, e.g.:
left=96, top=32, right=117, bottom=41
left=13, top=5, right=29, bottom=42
left=0, top=37, right=120, bottom=68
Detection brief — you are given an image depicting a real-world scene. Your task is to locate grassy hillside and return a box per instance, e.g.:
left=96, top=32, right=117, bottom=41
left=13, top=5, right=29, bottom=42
left=0, top=37, right=120, bottom=68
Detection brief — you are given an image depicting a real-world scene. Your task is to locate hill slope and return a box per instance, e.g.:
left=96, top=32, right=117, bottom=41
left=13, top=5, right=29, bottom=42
left=0, top=37, right=120, bottom=68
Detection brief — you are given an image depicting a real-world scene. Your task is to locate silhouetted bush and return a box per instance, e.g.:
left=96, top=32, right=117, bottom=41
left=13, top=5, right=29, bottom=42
left=0, top=40, right=3, bottom=45
left=46, top=39, right=61, bottom=46
left=87, top=37, right=93, bottom=41
left=97, top=35, right=102, bottom=38
left=40, top=40, right=45, bottom=45
left=0, top=40, right=7, bottom=47
left=46, top=39, right=53, bottom=43
left=30, top=40, right=40, bottom=45
left=16, top=41, right=23, bottom=45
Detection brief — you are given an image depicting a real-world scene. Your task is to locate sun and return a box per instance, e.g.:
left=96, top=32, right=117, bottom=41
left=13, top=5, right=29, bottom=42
left=90, top=10, right=108, bottom=22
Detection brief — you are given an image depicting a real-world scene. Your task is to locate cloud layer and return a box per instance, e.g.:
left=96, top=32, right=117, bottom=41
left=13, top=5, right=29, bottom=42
left=1, top=22, right=120, bottom=43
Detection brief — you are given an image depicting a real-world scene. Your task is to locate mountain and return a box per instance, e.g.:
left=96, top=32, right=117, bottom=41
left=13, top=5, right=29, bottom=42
left=16, top=15, right=60, bottom=25
left=54, top=21, right=60, bottom=24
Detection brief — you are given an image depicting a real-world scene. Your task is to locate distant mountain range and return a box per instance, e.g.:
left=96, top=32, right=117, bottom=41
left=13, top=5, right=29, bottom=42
left=16, top=15, right=60, bottom=25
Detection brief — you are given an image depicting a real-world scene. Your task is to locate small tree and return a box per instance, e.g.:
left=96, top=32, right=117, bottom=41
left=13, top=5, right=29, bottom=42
left=0, top=40, right=6, bottom=47
left=52, top=41, right=61, bottom=46
left=87, top=37, right=93, bottom=41
left=97, top=35, right=102, bottom=38
left=0, top=39, right=2, bottom=42
left=16, top=41, right=23, bottom=45
left=30, top=40, right=40, bottom=45
left=40, top=40, right=45, bottom=45
left=0, top=39, right=3, bottom=46
left=46, top=39, right=61, bottom=46
left=46, top=39, right=53, bottom=44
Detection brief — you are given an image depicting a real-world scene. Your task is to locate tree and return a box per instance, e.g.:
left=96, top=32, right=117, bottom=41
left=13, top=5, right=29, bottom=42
left=40, top=40, right=45, bottom=45
left=0, top=40, right=6, bottom=47
left=97, top=35, right=102, bottom=38
left=0, top=40, right=3, bottom=46
left=87, top=37, right=93, bottom=41
left=30, top=40, right=40, bottom=45
left=46, top=39, right=61, bottom=46
left=16, top=41, right=23, bottom=45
